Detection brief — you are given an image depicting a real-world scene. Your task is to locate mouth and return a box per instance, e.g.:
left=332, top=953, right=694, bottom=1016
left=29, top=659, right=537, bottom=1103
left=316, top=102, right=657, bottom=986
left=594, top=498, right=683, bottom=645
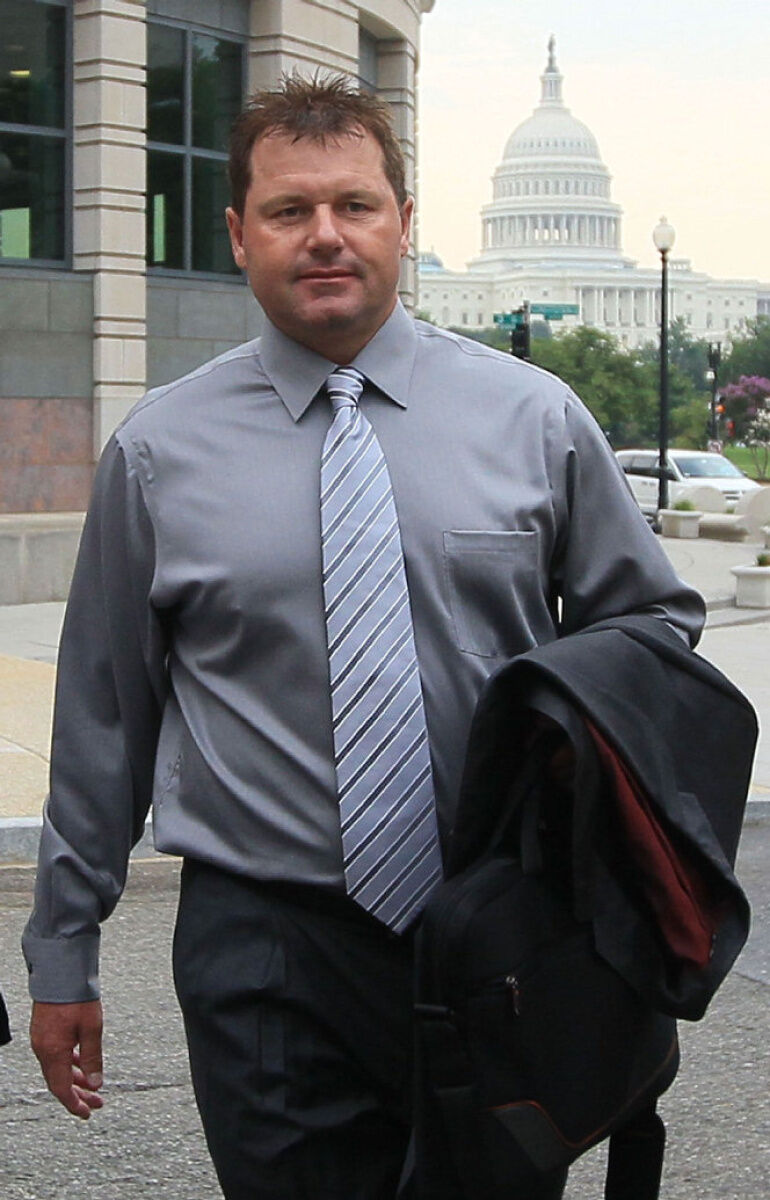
left=297, top=268, right=359, bottom=283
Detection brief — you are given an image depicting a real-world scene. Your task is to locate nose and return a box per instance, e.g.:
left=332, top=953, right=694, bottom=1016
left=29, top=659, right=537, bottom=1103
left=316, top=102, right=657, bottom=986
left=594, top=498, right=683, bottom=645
left=307, top=205, right=343, bottom=251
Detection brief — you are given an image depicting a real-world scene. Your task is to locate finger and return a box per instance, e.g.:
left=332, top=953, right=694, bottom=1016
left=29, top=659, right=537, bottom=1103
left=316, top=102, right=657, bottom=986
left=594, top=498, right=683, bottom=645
left=42, top=1060, right=96, bottom=1119
left=77, top=1016, right=104, bottom=1091
left=73, top=1083, right=104, bottom=1112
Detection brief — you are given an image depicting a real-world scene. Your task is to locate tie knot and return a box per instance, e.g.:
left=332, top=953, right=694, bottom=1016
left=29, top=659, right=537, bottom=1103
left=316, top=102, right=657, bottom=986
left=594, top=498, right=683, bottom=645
left=326, top=367, right=365, bottom=412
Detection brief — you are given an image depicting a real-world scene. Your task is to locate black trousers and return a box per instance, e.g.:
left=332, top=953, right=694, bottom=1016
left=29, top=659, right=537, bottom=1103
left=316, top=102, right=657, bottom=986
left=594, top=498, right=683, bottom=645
left=172, top=859, right=567, bottom=1200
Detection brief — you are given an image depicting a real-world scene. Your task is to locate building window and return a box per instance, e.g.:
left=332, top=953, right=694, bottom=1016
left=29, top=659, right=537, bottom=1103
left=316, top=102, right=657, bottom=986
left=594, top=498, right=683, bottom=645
left=146, top=19, right=244, bottom=274
left=477, top=312, right=484, bottom=325
left=0, top=0, right=69, bottom=263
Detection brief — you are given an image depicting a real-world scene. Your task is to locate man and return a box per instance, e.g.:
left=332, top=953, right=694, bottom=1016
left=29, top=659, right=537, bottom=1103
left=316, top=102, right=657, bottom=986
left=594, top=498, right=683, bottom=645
left=24, top=75, right=704, bottom=1199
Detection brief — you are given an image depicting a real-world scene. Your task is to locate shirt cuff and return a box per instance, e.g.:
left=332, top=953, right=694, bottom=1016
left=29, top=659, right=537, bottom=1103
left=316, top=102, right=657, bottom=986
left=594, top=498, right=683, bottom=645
left=21, top=932, right=100, bottom=1003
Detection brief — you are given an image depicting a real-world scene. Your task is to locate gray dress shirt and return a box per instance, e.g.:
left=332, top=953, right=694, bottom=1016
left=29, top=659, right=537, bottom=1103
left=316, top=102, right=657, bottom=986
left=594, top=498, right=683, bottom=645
left=22, top=301, right=705, bottom=1002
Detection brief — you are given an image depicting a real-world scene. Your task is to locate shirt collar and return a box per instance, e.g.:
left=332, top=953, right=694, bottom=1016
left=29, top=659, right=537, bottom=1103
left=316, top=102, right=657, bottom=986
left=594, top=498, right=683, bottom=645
left=259, top=300, right=418, bottom=422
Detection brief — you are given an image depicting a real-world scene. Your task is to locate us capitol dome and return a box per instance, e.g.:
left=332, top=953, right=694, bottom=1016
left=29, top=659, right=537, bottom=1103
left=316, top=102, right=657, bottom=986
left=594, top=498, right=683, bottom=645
left=417, top=39, right=768, bottom=347
left=471, top=35, right=632, bottom=273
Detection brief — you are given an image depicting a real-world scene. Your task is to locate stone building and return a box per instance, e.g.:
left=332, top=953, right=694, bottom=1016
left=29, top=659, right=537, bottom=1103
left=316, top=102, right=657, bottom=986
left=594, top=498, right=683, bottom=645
left=0, top=0, right=434, bottom=514
left=418, top=39, right=770, bottom=348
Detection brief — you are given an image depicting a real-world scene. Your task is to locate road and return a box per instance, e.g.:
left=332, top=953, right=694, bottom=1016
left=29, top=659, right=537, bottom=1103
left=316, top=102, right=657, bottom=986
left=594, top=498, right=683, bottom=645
left=1, top=824, right=768, bottom=1199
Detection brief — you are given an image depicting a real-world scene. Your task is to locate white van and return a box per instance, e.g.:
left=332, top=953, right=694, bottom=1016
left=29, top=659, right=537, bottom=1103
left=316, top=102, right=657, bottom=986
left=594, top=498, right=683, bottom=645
left=615, top=449, right=760, bottom=518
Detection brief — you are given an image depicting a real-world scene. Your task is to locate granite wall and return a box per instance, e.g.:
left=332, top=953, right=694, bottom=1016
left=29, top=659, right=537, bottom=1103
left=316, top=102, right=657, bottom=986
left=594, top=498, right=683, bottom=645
left=0, top=271, right=94, bottom=513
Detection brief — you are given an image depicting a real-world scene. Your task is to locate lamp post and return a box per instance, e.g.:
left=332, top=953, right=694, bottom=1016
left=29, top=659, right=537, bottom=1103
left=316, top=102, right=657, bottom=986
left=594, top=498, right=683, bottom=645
left=652, top=217, right=675, bottom=514
left=707, top=342, right=722, bottom=445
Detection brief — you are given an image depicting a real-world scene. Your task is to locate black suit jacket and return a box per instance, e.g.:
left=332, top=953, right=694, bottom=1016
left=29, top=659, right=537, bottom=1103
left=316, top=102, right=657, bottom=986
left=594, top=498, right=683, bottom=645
left=449, top=615, right=758, bottom=1021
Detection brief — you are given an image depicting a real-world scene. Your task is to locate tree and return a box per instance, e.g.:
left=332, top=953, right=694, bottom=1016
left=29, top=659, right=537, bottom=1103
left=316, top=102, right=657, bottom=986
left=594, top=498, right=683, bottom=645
left=720, top=375, right=770, bottom=442
left=745, top=407, right=770, bottom=479
left=638, top=317, right=711, bottom=397
left=723, top=316, right=770, bottom=384
left=448, top=321, right=712, bottom=449
left=531, top=326, right=660, bottom=446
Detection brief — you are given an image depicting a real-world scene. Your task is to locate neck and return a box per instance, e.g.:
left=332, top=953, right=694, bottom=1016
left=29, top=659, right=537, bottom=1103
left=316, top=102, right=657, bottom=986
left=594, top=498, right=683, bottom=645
left=272, top=299, right=398, bottom=365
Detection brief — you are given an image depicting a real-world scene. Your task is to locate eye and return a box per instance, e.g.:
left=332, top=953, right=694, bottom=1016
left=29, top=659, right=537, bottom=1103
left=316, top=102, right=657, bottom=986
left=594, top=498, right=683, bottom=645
left=346, top=200, right=370, bottom=214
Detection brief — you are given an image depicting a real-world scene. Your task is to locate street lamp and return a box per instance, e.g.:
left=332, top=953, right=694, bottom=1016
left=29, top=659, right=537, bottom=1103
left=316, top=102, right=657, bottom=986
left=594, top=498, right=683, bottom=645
left=652, top=217, right=675, bottom=513
left=707, top=342, right=722, bottom=444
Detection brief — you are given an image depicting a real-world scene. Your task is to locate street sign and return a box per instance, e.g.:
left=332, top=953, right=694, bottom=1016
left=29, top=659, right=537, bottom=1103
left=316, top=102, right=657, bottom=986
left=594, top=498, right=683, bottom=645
left=493, top=311, right=525, bottom=328
left=529, top=303, right=580, bottom=319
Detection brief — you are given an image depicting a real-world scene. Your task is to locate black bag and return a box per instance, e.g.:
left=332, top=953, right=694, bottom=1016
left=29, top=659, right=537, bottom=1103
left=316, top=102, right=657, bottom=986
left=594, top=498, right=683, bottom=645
left=413, top=747, right=679, bottom=1200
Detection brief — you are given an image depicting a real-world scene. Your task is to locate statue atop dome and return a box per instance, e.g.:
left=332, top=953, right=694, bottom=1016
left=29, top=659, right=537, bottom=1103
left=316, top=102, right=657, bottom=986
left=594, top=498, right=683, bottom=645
left=541, top=35, right=563, bottom=104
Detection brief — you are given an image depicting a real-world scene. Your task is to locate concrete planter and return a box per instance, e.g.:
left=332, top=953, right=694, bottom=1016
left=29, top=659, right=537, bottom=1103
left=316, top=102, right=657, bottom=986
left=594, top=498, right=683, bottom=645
left=659, top=509, right=702, bottom=539
left=732, top=565, right=770, bottom=609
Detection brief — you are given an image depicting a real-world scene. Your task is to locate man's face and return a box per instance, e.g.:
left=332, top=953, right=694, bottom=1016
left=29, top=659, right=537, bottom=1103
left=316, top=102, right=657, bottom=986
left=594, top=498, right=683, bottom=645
left=226, top=128, right=413, bottom=363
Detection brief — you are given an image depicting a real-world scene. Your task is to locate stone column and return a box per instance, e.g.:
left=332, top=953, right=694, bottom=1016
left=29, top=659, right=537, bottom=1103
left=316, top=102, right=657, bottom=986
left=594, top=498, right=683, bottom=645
left=73, top=0, right=147, bottom=454
left=377, top=37, right=417, bottom=305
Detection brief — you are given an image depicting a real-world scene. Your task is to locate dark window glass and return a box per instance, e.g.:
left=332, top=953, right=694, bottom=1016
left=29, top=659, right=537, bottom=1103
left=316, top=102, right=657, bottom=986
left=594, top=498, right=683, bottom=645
left=147, top=22, right=184, bottom=145
left=192, top=157, right=237, bottom=274
left=147, top=150, right=184, bottom=269
left=147, top=21, right=243, bottom=273
left=0, top=1, right=65, bottom=128
left=192, top=34, right=241, bottom=152
left=0, top=132, right=64, bottom=260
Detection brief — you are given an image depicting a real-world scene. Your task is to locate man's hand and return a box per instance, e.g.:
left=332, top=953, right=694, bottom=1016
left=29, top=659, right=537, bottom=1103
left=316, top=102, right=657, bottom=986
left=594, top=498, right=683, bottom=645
left=30, top=1000, right=104, bottom=1119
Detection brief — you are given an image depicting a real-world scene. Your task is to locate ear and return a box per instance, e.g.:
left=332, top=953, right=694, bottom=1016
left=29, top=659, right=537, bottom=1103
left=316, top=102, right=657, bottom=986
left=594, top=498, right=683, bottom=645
left=225, top=207, right=247, bottom=271
left=399, top=195, right=414, bottom=258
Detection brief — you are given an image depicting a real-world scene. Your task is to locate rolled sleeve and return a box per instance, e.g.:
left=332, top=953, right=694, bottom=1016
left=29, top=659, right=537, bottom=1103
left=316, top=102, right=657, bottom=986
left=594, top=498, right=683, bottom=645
left=22, top=439, right=169, bottom=1002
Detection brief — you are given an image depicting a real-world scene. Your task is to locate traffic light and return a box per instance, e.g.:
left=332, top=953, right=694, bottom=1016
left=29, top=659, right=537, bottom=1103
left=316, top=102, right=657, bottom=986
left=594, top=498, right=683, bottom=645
left=510, top=313, right=531, bottom=361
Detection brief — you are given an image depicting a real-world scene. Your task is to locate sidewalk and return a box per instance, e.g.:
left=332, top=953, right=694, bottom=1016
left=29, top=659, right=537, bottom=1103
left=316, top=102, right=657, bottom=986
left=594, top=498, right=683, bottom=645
left=1, top=536, right=768, bottom=862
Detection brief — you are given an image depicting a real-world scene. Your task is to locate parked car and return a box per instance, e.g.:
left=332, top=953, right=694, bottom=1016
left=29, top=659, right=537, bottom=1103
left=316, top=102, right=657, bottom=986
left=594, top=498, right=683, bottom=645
left=615, top=449, right=761, bottom=518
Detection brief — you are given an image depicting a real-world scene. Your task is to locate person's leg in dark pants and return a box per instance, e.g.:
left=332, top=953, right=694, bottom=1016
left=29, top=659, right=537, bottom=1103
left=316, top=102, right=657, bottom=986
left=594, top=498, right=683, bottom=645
left=605, top=1105, right=666, bottom=1200
left=172, top=861, right=415, bottom=1200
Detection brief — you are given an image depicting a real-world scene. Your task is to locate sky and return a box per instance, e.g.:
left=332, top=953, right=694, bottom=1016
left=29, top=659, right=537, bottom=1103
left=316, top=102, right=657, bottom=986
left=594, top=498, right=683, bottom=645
left=416, top=0, right=770, bottom=282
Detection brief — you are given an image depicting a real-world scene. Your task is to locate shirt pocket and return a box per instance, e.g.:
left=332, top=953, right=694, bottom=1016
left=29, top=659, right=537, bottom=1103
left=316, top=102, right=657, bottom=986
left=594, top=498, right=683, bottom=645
left=443, top=529, right=541, bottom=658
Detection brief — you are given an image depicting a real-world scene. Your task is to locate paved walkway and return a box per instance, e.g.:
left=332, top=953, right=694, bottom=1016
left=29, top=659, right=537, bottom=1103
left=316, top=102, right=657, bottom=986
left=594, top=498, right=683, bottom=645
left=0, top=536, right=767, bottom=860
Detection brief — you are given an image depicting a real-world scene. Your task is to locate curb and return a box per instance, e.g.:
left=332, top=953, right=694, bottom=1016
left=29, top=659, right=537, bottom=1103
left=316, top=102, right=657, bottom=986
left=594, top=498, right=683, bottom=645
left=0, top=818, right=160, bottom=867
left=704, top=595, right=770, bottom=628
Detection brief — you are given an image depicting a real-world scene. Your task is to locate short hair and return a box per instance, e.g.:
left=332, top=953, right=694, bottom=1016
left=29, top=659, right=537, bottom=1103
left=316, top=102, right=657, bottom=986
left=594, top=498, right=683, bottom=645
left=228, top=73, right=408, bottom=216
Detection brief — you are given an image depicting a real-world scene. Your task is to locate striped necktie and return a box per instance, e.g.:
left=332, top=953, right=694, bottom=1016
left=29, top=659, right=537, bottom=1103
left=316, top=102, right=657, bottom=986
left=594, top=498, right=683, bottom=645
left=320, top=366, right=443, bottom=933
